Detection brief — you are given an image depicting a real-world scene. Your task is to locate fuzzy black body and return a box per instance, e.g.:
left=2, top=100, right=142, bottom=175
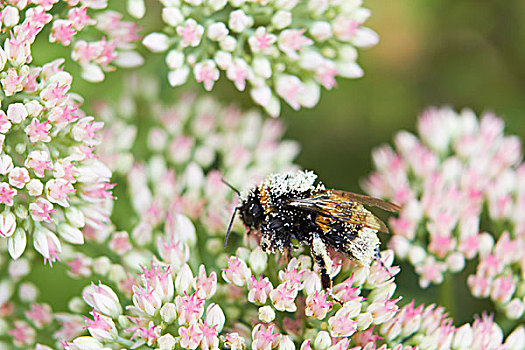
left=234, top=171, right=399, bottom=291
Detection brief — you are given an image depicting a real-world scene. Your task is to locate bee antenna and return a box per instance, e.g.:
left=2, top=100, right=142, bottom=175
left=224, top=206, right=238, bottom=247
left=221, top=178, right=240, bottom=195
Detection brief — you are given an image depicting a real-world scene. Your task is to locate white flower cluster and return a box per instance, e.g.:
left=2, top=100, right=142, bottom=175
left=142, top=0, right=378, bottom=116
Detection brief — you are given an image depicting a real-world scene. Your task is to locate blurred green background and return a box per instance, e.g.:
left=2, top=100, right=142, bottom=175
left=34, top=0, right=525, bottom=332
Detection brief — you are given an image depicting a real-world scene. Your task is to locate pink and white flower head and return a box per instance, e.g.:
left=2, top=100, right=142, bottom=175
left=365, top=107, right=525, bottom=313
left=141, top=0, right=377, bottom=115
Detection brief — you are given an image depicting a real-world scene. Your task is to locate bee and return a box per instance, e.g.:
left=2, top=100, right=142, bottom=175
left=224, top=170, right=400, bottom=292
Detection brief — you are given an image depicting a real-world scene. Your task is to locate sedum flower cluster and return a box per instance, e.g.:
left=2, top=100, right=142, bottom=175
left=364, top=107, right=525, bottom=321
left=142, top=0, right=378, bottom=116
left=0, top=55, right=113, bottom=263
left=0, top=0, right=141, bottom=82
left=93, top=74, right=299, bottom=249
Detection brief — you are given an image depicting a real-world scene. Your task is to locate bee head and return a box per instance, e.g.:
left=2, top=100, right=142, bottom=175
left=238, top=188, right=264, bottom=229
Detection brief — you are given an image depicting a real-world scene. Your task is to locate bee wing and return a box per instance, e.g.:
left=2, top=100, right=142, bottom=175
left=286, top=190, right=391, bottom=233
left=329, top=190, right=401, bottom=212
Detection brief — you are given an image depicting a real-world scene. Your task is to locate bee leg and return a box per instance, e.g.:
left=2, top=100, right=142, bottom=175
left=311, top=234, right=342, bottom=304
left=374, top=246, right=394, bottom=282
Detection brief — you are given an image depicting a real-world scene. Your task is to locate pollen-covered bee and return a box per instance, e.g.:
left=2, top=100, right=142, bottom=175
left=224, top=170, right=400, bottom=292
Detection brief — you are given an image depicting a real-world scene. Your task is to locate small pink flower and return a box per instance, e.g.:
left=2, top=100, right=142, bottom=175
left=367, top=297, right=400, bottom=325
left=332, top=16, right=361, bottom=41
left=222, top=256, right=251, bottom=287
left=415, top=257, right=447, bottom=288
left=8, top=320, right=36, bottom=347
left=252, top=323, right=281, bottom=350
left=48, top=105, right=80, bottom=129
left=45, top=178, right=75, bottom=207
left=226, top=58, right=252, bottom=91
left=0, top=182, right=17, bottom=206
left=24, top=118, right=52, bottom=143
left=49, top=19, right=77, bottom=45
left=279, top=263, right=304, bottom=290
left=179, top=323, right=203, bottom=349
left=66, top=255, right=92, bottom=278
left=8, top=167, right=30, bottom=189
left=72, top=117, right=104, bottom=146
left=135, top=321, right=162, bottom=346
left=177, top=19, right=204, bottom=47
left=248, top=275, right=273, bottom=304
left=0, top=111, right=12, bottom=133
left=269, top=282, right=297, bottom=312
left=194, top=60, right=220, bottom=91
left=195, top=265, right=217, bottom=299
left=83, top=308, right=117, bottom=342
left=328, top=305, right=358, bottom=337
left=490, top=275, right=516, bottom=304
left=157, top=236, right=189, bottom=269
left=278, top=29, right=313, bottom=58
left=132, top=283, right=162, bottom=317
left=276, top=75, right=304, bottom=110
left=108, top=231, right=132, bottom=255
left=224, top=333, right=245, bottom=350
left=305, top=291, right=333, bottom=319
left=33, top=228, right=62, bottom=266
left=1, top=68, right=24, bottom=96
left=141, top=263, right=174, bottom=302
left=29, top=198, right=56, bottom=222
left=40, top=82, right=69, bottom=108
left=467, top=273, right=492, bottom=298
left=175, top=292, right=205, bottom=326
left=199, top=322, right=219, bottom=350
left=68, top=6, right=95, bottom=30
left=248, top=27, right=276, bottom=54
left=25, top=303, right=53, bottom=329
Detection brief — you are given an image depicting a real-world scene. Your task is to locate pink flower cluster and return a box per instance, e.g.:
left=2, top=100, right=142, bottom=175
left=0, top=57, right=113, bottom=263
left=93, top=83, right=299, bottom=253
left=142, top=1, right=378, bottom=116
left=0, top=0, right=141, bottom=82
left=364, top=107, right=525, bottom=319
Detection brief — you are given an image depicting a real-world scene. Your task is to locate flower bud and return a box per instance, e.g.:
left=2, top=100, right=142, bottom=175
left=356, top=312, right=373, bottom=331
left=452, top=323, right=473, bottom=349
left=166, top=50, right=184, bottom=69
left=0, top=154, right=13, bottom=175
left=220, top=36, right=237, bottom=51
left=19, top=282, right=38, bottom=302
left=71, top=336, right=105, bottom=350
left=310, top=21, right=332, bottom=41
left=108, top=264, right=126, bottom=285
left=504, top=326, right=525, bottom=350
left=162, top=7, right=183, bottom=26
left=7, top=228, right=26, bottom=260
left=367, top=282, right=397, bottom=303
left=65, top=207, right=85, bottom=228
left=68, top=296, right=86, bottom=313
left=271, top=10, right=291, bottom=29
left=505, top=298, right=525, bottom=320
left=208, top=22, right=229, bottom=41
left=160, top=303, right=177, bottom=323
left=57, top=223, right=84, bottom=244
left=7, top=103, right=28, bottom=124
left=143, top=32, right=170, bottom=53
left=92, top=257, right=111, bottom=276
left=168, top=66, right=190, bottom=87
left=279, top=335, right=295, bottom=350
left=248, top=247, right=268, bottom=274
left=2, top=6, right=19, bottom=27
left=175, top=263, right=194, bottom=294
left=0, top=212, right=16, bottom=238
left=158, top=333, right=176, bottom=350
left=127, top=0, right=145, bottom=19
left=229, top=10, right=252, bottom=33
left=314, top=331, right=331, bottom=350
left=206, top=303, right=226, bottom=332
left=82, top=282, right=122, bottom=318
left=258, top=305, right=275, bottom=323
left=0, top=279, right=14, bottom=305
left=408, top=245, right=426, bottom=265
left=25, top=101, right=43, bottom=117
